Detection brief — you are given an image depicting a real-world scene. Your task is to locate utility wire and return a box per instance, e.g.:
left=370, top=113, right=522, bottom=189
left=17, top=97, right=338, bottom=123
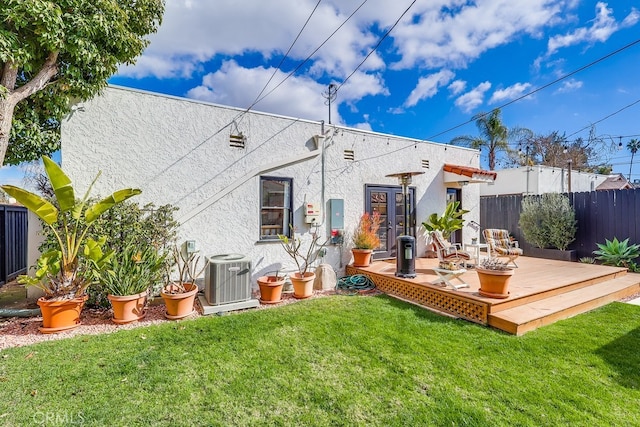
left=336, top=0, right=417, bottom=91
left=251, top=0, right=369, bottom=108
left=142, top=0, right=362, bottom=186
left=427, top=37, right=640, bottom=141
left=565, top=98, right=640, bottom=138
left=348, top=37, right=640, bottom=165
left=247, top=0, right=323, bottom=111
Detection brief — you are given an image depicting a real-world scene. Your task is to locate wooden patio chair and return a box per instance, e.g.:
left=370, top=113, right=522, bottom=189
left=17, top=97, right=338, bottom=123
left=483, top=229, right=523, bottom=267
left=430, top=230, right=471, bottom=269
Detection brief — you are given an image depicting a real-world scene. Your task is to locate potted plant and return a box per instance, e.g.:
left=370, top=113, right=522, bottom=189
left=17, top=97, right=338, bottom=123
left=476, top=258, right=514, bottom=299
left=161, top=244, right=206, bottom=319
left=519, top=193, right=577, bottom=261
left=278, top=228, right=324, bottom=299
left=97, top=244, right=166, bottom=324
left=351, top=212, right=382, bottom=267
left=256, top=270, right=285, bottom=304
left=0, top=156, right=140, bottom=333
left=422, top=201, right=469, bottom=256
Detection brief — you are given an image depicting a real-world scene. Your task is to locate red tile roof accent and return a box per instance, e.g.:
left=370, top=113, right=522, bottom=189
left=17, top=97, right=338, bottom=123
left=443, top=164, right=497, bottom=180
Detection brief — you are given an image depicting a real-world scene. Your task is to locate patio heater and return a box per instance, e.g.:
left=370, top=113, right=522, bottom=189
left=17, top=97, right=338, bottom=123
left=385, top=171, right=425, bottom=278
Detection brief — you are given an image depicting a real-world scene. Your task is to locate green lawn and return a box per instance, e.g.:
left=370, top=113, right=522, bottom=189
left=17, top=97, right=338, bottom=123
left=1, top=295, right=639, bottom=426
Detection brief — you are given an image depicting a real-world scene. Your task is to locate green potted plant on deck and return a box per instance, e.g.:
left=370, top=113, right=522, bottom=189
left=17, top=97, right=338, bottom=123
left=161, top=243, right=206, bottom=319
left=0, top=156, right=140, bottom=333
left=422, top=201, right=469, bottom=256
left=97, top=244, right=166, bottom=324
left=351, top=212, right=382, bottom=267
left=278, top=228, right=324, bottom=299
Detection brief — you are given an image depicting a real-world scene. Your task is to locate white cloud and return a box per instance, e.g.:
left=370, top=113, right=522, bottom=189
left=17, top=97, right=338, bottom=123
left=391, top=0, right=569, bottom=70
left=455, top=81, right=491, bottom=113
left=489, top=82, right=532, bottom=104
left=448, top=80, right=467, bottom=96
left=187, top=60, right=330, bottom=121
left=185, top=61, right=386, bottom=123
left=353, top=122, right=373, bottom=131
left=118, top=0, right=578, bottom=83
left=404, top=70, right=455, bottom=107
left=554, top=78, right=583, bottom=94
left=118, top=0, right=391, bottom=80
left=547, top=2, right=639, bottom=55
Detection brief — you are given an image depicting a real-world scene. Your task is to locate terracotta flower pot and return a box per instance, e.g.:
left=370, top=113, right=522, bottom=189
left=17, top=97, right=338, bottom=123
left=37, top=295, right=88, bottom=334
left=477, top=267, right=514, bottom=299
left=352, top=249, right=373, bottom=267
left=107, top=291, right=148, bottom=324
left=290, top=272, right=315, bottom=299
left=257, top=276, right=285, bottom=304
left=161, top=283, right=198, bottom=320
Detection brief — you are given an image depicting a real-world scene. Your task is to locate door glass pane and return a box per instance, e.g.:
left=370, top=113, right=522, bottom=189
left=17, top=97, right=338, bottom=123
left=395, top=192, right=404, bottom=237
left=370, top=191, right=387, bottom=251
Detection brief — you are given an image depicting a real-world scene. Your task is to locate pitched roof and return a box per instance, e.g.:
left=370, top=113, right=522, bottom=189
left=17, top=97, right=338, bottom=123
left=596, top=174, right=633, bottom=191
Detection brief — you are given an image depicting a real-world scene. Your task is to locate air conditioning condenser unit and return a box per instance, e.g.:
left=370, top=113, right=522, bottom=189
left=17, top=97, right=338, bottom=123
left=199, top=253, right=259, bottom=314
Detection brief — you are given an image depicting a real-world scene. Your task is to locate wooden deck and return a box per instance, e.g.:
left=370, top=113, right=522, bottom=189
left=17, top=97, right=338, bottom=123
left=346, top=257, right=640, bottom=335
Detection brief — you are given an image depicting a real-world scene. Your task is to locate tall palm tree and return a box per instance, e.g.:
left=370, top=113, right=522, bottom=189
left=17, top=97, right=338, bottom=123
left=450, top=109, right=530, bottom=170
left=627, top=138, right=640, bottom=181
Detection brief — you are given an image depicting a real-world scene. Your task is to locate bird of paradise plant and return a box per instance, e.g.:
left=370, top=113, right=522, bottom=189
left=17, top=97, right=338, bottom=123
left=1, top=156, right=141, bottom=300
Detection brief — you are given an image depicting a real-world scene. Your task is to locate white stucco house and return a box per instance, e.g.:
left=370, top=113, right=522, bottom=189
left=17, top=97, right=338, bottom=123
left=59, top=86, right=491, bottom=286
left=480, top=165, right=610, bottom=196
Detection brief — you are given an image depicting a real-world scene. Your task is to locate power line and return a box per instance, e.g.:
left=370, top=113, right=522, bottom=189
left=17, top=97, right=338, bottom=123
left=336, top=0, right=417, bottom=91
left=251, top=0, right=369, bottom=108
left=427, top=37, right=640, bottom=141
left=247, top=0, right=323, bottom=112
left=565, top=98, right=640, bottom=138
left=142, top=0, right=367, bottom=186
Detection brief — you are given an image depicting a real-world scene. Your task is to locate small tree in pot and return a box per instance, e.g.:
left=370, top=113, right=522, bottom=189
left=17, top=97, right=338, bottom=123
left=279, top=228, right=325, bottom=299
left=519, top=193, right=576, bottom=250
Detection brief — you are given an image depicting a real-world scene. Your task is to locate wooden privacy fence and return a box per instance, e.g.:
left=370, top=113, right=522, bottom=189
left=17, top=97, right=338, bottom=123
left=0, top=204, right=28, bottom=285
left=480, top=188, right=640, bottom=260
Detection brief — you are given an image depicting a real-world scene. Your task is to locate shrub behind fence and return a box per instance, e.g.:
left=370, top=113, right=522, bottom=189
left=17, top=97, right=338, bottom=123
left=480, top=188, right=640, bottom=260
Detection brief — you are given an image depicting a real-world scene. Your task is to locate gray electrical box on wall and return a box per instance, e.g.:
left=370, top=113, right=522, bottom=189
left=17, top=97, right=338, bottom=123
left=329, top=199, right=344, bottom=244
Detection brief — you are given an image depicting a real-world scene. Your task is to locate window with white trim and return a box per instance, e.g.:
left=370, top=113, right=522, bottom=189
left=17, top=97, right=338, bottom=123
left=260, top=176, right=292, bottom=240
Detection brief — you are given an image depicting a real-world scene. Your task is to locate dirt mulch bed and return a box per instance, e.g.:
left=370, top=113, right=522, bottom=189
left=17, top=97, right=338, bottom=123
left=0, top=288, right=372, bottom=351
left=1, top=284, right=637, bottom=351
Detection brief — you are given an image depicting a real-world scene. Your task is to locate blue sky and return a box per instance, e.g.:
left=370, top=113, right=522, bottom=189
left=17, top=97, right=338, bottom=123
left=2, top=0, right=640, bottom=188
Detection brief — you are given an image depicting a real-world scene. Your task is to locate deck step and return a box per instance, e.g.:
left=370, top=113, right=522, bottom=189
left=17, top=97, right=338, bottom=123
left=488, top=274, right=640, bottom=335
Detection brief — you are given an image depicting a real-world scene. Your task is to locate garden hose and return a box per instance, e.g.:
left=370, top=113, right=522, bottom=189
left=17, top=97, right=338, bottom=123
left=335, top=274, right=376, bottom=295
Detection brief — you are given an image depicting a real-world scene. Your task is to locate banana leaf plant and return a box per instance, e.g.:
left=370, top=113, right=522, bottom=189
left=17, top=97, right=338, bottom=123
left=421, top=201, right=470, bottom=240
left=1, top=156, right=141, bottom=300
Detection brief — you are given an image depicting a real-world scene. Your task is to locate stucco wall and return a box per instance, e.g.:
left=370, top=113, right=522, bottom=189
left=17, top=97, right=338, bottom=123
left=480, top=165, right=609, bottom=196
left=58, top=86, right=480, bottom=285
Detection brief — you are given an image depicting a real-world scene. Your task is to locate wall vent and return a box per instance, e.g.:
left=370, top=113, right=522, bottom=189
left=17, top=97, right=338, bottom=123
left=421, top=159, right=430, bottom=169
left=204, top=254, right=252, bottom=305
left=344, top=150, right=355, bottom=161
left=229, top=133, right=246, bottom=149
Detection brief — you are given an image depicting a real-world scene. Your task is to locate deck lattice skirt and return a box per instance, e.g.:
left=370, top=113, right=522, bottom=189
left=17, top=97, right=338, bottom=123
left=346, top=266, right=488, bottom=324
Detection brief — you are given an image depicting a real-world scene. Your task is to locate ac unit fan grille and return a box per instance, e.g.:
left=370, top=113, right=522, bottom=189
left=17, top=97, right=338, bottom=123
left=205, top=254, right=252, bottom=306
